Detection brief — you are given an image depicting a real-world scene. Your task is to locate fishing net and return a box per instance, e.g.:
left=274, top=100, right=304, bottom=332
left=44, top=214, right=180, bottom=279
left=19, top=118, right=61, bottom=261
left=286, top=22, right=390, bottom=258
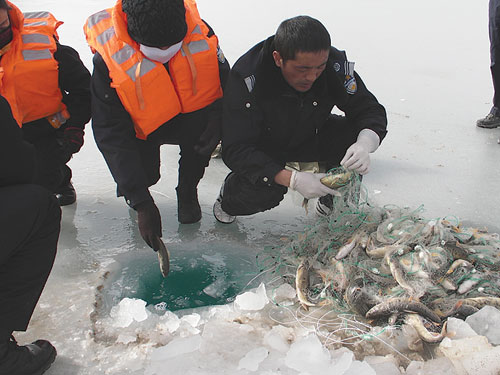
left=258, top=166, right=500, bottom=354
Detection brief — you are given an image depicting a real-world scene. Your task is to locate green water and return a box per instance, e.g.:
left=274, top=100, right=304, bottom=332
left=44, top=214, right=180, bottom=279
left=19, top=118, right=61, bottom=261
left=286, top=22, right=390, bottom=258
left=108, top=244, right=261, bottom=311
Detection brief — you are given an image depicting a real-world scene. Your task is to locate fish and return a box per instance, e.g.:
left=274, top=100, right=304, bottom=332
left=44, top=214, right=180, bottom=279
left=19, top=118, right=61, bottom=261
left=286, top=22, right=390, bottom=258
left=405, top=313, right=447, bottom=343
left=445, top=259, right=474, bottom=276
left=386, top=251, right=415, bottom=296
left=365, top=297, right=441, bottom=323
left=365, top=243, right=402, bottom=259
left=335, top=235, right=358, bottom=260
left=295, top=259, right=316, bottom=310
left=320, top=170, right=353, bottom=189
left=443, top=301, right=479, bottom=319
left=156, top=238, right=170, bottom=278
left=443, top=241, right=470, bottom=261
left=456, top=296, right=500, bottom=310
left=344, top=285, right=378, bottom=317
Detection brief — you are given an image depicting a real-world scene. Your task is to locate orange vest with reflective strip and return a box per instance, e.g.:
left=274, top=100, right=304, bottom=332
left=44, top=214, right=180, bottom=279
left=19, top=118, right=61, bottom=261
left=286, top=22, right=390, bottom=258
left=84, top=0, right=223, bottom=140
left=0, top=2, right=69, bottom=127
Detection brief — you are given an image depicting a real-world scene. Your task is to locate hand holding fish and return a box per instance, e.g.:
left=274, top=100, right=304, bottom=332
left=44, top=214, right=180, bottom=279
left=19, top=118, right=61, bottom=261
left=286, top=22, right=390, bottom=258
left=289, top=171, right=341, bottom=199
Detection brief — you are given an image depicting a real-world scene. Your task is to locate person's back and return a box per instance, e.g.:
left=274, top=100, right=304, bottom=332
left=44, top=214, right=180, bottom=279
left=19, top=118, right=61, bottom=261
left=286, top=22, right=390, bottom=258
left=0, top=0, right=91, bottom=206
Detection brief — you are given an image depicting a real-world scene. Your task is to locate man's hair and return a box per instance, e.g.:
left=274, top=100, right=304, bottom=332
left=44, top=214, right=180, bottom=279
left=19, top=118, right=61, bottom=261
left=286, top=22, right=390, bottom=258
left=274, top=16, right=331, bottom=61
left=0, top=0, right=11, bottom=11
left=122, top=0, right=187, bottom=47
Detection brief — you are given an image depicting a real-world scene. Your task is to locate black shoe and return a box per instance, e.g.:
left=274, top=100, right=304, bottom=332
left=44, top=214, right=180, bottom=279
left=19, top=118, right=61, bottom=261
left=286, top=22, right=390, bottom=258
left=55, top=181, right=76, bottom=206
left=177, top=188, right=202, bottom=224
left=477, top=113, right=500, bottom=128
left=0, top=335, right=56, bottom=375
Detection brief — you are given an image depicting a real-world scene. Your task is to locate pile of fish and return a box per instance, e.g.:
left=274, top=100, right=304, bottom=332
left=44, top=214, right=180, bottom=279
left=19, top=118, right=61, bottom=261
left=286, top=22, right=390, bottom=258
left=282, top=169, right=500, bottom=344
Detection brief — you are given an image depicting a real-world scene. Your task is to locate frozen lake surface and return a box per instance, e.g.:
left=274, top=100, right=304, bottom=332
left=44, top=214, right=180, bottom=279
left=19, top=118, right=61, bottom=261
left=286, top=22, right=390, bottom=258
left=12, top=0, right=500, bottom=373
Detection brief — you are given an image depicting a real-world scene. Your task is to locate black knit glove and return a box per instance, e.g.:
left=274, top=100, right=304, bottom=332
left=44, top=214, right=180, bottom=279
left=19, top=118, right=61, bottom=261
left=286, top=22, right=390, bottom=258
left=136, top=200, right=163, bottom=251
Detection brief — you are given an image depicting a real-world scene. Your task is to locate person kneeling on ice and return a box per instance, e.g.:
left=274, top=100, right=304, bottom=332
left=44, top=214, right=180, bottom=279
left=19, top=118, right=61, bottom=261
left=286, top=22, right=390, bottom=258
left=0, top=94, right=61, bottom=374
left=85, top=0, right=229, bottom=251
left=213, top=16, right=388, bottom=224
left=0, top=0, right=91, bottom=207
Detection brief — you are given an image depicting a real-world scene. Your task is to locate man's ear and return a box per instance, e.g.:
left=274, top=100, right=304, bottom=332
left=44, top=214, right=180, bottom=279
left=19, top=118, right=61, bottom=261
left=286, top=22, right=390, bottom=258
left=272, top=51, right=283, bottom=68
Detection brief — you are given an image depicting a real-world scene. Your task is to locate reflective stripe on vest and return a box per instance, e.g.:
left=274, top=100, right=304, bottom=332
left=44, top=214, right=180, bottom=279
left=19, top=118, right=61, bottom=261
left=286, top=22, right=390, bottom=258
left=84, top=0, right=222, bottom=139
left=0, top=2, right=68, bottom=126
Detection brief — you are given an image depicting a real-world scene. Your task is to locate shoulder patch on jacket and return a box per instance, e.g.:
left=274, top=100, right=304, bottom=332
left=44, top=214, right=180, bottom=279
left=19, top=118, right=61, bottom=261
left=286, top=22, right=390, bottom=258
left=343, top=61, right=357, bottom=95
left=217, top=45, right=225, bottom=63
left=244, top=75, right=256, bottom=93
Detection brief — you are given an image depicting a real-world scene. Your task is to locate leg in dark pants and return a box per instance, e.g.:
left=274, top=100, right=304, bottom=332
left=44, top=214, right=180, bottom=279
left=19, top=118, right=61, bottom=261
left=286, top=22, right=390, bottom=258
left=146, top=109, right=212, bottom=223
left=490, top=0, right=500, bottom=113
left=220, top=115, right=357, bottom=217
left=0, top=184, right=61, bottom=335
left=221, top=172, right=288, bottom=216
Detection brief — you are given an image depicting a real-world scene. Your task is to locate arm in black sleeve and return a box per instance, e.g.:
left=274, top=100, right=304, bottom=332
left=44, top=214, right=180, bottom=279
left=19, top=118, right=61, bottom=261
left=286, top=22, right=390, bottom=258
left=221, top=70, right=283, bottom=185
left=0, top=96, right=37, bottom=186
left=337, top=71, right=388, bottom=143
left=90, top=52, right=154, bottom=208
left=54, top=42, right=91, bottom=130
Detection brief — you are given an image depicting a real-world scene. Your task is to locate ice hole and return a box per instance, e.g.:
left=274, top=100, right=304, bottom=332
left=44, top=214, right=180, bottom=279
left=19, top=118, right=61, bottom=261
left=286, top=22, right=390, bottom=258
left=100, top=241, right=262, bottom=312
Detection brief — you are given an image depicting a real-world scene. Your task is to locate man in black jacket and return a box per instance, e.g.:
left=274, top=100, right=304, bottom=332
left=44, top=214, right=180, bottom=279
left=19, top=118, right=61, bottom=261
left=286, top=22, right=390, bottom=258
left=88, top=0, right=229, bottom=251
left=0, top=94, right=60, bottom=374
left=214, top=16, right=387, bottom=223
left=0, top=0, right=91, bottom=206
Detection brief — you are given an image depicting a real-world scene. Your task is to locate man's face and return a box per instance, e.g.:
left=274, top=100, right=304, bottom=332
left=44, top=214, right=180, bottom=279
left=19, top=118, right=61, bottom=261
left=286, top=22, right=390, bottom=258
left=0, top=9, right=9, bottom=33
left=272, top=49, right=329, bottom=92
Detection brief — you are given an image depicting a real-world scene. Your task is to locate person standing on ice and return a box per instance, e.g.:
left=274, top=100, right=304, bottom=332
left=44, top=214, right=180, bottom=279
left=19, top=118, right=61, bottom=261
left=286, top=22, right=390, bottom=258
left=477, top=0, right=500, bottom=128
left=0, top=0, right=91, bottom=206
left=0, top=94, right=60, bottom=374
left=85, top=0, right=229, bottom=251
left=213, top=16, right=387, bottom=224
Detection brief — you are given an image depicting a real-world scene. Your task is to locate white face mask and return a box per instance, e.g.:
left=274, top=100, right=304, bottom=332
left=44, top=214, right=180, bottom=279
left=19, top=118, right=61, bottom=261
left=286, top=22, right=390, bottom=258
left=139, top=40, right=183, bottom=64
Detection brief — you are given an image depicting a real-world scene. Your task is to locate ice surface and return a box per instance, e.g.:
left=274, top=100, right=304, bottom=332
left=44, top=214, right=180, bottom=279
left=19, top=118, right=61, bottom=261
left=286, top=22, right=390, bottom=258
left=465, top=306, right=500, bottom=345
left=237, top=347, right=269, bottom=371
left=284, top=333, right=334, bottom=373
left=11, top=0, right=500, bottom=374
left=405, top=358, right=457, bottom=375
left=234, top=283, right=269, bottom=311
left=109, top=298, right=149, bottom=328
left=446, top=317, right=478, bottom=340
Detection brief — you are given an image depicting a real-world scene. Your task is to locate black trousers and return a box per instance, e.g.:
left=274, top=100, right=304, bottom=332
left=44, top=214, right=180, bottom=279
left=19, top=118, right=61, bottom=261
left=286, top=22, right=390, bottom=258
left=0, top=184, right=60, bottom=335
left=130, top=109, right=212, bottom=198
left=490, top=0, right=500, bottom=112
left=221, top=115, right=358, bottom=216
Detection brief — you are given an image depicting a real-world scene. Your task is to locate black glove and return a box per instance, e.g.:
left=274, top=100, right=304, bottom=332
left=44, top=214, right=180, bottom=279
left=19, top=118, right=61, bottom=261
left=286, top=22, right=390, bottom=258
left=136, top=200, right=163, bottom=251
left=194, top=117, right=222, bottom=156
left=61, top=127, right=84, bottom=163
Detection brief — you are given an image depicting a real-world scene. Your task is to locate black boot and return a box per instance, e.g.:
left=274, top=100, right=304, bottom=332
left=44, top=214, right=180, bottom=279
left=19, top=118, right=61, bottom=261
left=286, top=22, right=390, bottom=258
left=0, top=334, right=56, bottom=375
left=176, top=187, right=201, bottom=224
left=55, top=180, right=76, bottom=206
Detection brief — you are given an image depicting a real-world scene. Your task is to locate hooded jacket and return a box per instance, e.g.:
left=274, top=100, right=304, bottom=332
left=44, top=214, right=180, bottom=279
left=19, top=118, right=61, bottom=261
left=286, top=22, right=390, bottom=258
left=221, top=36, right=388, bottom=186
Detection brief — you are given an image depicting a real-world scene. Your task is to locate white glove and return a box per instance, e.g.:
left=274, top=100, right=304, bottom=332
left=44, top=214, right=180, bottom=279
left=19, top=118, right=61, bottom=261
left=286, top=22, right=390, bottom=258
left=341, top=129, right=380, bottom=175
left=289, top=171, right=341, bottom=199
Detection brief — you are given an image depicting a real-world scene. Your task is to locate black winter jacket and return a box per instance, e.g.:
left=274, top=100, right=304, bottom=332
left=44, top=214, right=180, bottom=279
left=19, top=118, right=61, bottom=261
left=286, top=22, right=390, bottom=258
left=221, top=36, right=388, bottom=186
left=91, top=23, right=230, bottom=208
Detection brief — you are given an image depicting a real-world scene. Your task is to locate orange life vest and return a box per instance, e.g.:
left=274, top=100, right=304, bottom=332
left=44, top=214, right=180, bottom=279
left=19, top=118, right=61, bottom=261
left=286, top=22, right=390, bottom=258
left=84, top=0, right=223, bottom=140
left=0, top=1, right=69, bottom=127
